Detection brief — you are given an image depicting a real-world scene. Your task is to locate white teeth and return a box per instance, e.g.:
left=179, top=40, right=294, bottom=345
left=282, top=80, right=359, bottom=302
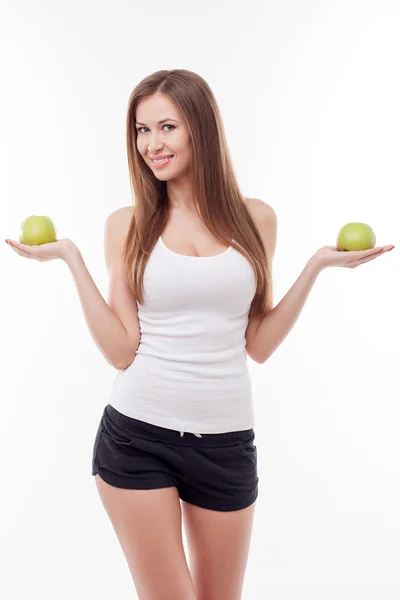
left=153, top=156, right=173, bottom=164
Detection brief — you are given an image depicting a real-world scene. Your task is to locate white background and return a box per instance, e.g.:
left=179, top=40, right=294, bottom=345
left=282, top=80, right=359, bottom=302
left=1, top=1, right=399, bottom=598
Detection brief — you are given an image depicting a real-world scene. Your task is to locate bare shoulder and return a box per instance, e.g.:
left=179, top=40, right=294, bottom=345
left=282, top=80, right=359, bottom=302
left=244, top=197, right=277, bottom=260
left=105, top=205, right=134, bottom=237
left=244, top=197, right=276, bottom=222
left=104, top=205, right=134, bottom=270
left=106, top=205, right=134, bottom=227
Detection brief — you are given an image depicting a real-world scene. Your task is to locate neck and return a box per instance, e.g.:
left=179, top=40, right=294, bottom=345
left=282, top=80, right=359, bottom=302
left=166, top=179, right=195, bottom=211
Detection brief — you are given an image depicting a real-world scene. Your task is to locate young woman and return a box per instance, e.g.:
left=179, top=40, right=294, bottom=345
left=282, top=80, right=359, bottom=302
left=6, top=69, right=393, bottom=600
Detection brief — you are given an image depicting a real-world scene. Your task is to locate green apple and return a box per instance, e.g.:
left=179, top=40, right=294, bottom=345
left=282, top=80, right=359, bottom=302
left=19, top=215, right=57, bottom=245
left=336, top=222, right=376, bottom=251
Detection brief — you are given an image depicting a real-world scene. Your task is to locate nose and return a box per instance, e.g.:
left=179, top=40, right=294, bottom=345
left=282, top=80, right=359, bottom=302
left=148, top=145, right=164, bottom=155
left=147, top=134, right=165, bottom=154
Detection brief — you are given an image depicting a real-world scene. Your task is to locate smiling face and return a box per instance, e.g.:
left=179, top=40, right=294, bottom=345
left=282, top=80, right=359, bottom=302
left=135, top=93, right=192, bottom=182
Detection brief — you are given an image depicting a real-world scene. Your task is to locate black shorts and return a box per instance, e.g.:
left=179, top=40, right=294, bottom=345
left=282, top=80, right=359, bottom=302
left=92, top=404, right=258, bottom=512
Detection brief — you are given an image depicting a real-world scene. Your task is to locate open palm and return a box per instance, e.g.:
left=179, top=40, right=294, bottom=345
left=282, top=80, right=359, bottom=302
left=5, top=238, right=73, bottom=262
left=316, top=244, right=394, bottom=269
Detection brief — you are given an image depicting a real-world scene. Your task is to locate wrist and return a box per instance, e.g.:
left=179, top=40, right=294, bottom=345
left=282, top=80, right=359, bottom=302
left=308, top=254, right=326, bottom=275
left=61, top=239, right=81, bottom=264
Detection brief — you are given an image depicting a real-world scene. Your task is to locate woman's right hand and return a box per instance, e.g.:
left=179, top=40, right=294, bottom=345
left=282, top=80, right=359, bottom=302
left=5, top=237, right=78, bottom=262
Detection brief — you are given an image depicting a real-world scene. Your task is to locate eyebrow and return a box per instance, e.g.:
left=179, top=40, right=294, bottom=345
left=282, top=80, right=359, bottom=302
left=135, top=118, right=179, bottom=126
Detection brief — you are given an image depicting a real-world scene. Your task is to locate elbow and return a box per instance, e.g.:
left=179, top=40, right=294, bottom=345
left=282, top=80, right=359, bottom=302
left=250, top=347, right=269, bottom=364
left=257, top=349, right=274, bottom=364
left=255, top=348, right=272, bottom=364
left=246, top=345, right=267, bottom=365
left=113, top=359, right=132, bottom=371
left=254, top=355, right=267, bottom=365
left=113, top=352, right=136, bottom=371
left=113, top=338, right=140, bottom=370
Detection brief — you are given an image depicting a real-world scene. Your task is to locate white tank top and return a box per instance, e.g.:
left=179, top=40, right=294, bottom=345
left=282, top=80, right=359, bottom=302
left=108, top=234, right=257, bottom=435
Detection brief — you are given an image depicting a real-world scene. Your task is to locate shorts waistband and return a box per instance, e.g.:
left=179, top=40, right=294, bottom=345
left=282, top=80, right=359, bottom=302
left=105, top=404, right=254, bottom=448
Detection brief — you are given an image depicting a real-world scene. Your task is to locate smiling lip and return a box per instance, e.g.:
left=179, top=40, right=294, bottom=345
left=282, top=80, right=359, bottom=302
left=151, top=155, right=174, bottom=168
left=150, top=154, right=174, bottom=160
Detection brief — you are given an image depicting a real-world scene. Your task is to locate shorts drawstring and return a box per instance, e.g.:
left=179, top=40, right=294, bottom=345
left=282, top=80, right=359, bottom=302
left=180, top=431, right=203, bottom=438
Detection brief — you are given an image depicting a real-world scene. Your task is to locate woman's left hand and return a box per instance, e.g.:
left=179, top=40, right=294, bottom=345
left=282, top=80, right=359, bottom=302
left=5, top=238, right=76, bottom=262
left=314, top=244, right=395, bottom=270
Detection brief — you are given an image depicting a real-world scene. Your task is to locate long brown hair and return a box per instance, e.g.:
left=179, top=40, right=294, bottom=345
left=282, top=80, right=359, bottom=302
left=123, top=69, right=272, bottom=317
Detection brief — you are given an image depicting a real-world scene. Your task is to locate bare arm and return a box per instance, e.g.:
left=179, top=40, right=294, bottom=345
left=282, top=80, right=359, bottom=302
left=249, top=256, right=323, bottom=364
left=64, top=206, right=140, bottom=370
left=245, top=199, right=388, bottom=364
left=244, top=199, right=322, bottom=364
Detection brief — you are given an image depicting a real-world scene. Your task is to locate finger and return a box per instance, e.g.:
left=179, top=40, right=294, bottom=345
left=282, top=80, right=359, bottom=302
left=363, top=247, right=384, bottom=256
left=10, top=240, right=34, bottom=251
left=8, top=241, right=32, bottom=258
left=356, top=251, right=385, bottom=265
left=352, top=248, right=384, bottom=261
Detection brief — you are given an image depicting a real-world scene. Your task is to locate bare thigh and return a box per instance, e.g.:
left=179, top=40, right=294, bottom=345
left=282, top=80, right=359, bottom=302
left=94, top=474, right=196, bottom=600
left=182, top=499, right=256, bottom=600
